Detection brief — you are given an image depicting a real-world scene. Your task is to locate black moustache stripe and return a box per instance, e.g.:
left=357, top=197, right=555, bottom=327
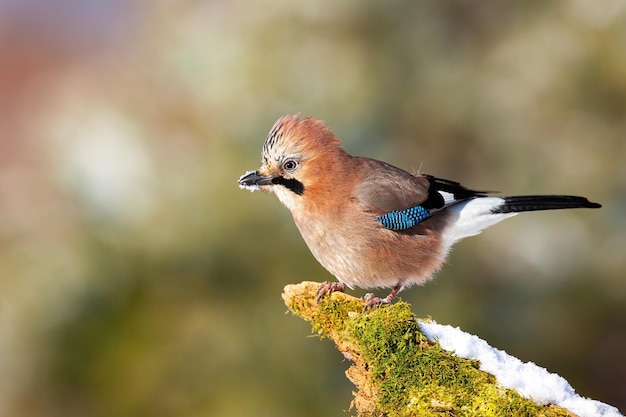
left=272, top=176, right=304, bottom=195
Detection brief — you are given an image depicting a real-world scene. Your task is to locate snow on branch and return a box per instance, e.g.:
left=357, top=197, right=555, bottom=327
left=282, top=281, right=623, bottom=417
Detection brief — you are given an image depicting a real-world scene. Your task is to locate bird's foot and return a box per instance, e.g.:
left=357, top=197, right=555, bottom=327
left=362, top=293, right=394, bottom=311
left=363, top=283, right=403, bottom=311
left=316, top=281, right=346, bottom=304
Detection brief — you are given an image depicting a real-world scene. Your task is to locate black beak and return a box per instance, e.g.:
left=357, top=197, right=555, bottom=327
left=238, top=170, right=275, bottom=188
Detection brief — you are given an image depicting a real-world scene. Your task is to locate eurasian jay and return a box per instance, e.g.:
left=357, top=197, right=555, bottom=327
left=239, top=115, right=601, bottom=309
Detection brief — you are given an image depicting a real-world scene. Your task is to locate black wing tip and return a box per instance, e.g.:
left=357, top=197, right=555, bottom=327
left=425, top=175, right=492, bottom=199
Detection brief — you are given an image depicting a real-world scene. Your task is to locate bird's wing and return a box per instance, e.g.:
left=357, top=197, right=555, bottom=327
left=352, top=159, right=432, bottom=214
left=352, top=158, right=490, bottom=230
left=424, top=175, right=491, bottom=206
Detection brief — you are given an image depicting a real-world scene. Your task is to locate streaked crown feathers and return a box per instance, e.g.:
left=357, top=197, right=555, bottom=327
left=261, top=114, right=342, bottom=168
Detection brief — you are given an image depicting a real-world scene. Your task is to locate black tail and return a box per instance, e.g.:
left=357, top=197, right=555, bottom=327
left=491, top=195, right=601, bottom=214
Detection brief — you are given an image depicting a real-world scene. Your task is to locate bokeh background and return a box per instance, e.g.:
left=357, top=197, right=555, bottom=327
left=1, top=1, right=625, bottom=416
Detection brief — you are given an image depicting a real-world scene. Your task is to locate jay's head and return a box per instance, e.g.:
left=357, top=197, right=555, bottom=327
left=239, top=114, right=346, bottom=209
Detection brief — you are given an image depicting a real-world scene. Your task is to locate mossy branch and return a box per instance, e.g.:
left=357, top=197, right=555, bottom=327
left=282, top=281, right=577, bottom=417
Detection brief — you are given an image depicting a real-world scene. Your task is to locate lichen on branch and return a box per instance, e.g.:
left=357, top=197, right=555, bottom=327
left=282, top=281, right=576, bottom=417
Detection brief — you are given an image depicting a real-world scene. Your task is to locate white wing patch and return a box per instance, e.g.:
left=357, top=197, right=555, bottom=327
left=439, top=191, right=457, bottom=205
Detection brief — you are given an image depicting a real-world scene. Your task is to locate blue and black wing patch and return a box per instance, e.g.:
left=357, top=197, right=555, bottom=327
left=374, top=174, right=492, bottom=231
left=376, top=205, right=431, bottom=231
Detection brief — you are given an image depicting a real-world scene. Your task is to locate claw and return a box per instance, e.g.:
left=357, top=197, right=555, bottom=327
left=363, top=293, right=393, bottom=311
left=362, top=282, right=403, bottom=311
left=316, top=281, right=346, bottom=304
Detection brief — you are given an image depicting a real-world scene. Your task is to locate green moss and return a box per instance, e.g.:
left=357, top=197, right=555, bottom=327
left=282, top=282, right=576, bottom=417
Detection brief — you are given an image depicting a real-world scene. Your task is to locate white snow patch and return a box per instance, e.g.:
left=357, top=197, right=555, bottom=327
left=418, top=320, right=623, bottom=417
left=238, top=171, right=261, bottom=192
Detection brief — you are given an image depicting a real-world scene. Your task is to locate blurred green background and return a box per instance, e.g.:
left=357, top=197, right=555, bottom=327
left=1, top=1, right=625, bottom=416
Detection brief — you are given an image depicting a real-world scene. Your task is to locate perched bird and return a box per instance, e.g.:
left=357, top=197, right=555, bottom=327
left=239, top=115, right=601, bottom=309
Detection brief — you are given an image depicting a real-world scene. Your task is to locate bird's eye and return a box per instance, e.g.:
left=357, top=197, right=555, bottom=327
left=283, top=159, right=298, bottom=172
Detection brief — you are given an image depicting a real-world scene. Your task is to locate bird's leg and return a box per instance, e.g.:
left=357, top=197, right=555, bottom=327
left=363, top=282, right=403, bottom=311
left=316, top=281, right=347, bottom=304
